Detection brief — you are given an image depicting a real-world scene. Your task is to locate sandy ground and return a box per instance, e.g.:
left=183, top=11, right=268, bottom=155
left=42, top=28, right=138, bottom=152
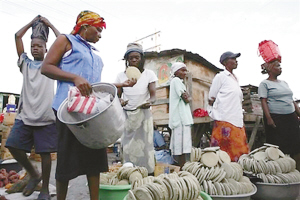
left=31, top=152, right=118, bottom=200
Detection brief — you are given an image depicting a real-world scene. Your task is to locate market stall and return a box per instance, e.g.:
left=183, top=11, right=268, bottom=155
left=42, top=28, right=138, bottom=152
left=143, top=49, right=222, bottom=148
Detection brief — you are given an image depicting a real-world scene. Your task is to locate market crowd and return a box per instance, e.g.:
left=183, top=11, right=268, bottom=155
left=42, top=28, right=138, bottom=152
left=4, top=10, right=300, bottom=200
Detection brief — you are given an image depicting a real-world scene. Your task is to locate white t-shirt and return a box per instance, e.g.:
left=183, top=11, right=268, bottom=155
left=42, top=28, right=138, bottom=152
left=16, top=53, right=56, bottom=125
left=115, top=69, right=158, bottom=110
left=208, top=69, right=243, bottom=127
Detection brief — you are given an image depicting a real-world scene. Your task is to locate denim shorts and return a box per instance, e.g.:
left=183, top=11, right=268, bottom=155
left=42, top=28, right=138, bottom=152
left=5, top=119, right=58, bottom=153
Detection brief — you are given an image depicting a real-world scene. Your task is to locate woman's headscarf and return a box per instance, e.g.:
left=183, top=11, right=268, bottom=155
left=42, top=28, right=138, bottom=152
left=170, top=62, right=186, bottom=78
left=124, top=43, right=143, bottom=59
left=261, top=59, right=280, bottom=74
left=71, top=10, right=106, bottom=35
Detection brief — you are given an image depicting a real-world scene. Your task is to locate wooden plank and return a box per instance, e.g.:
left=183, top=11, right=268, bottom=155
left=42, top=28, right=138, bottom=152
left=152, top=99, right=169, bottom=105
left=191, top=77, right=212, bottom=85
left=248, top=116, right=262, bottom=150
left=156, top=87, right=169, bottom=99
left=186, top=72, right=193, bottom=110
left=193, top=116, right=212, bottom=124
left=153, top=119, right=169, bottom=126
left=152, top=104, right=168, bottom=115
left=244, top=113, right=262, bottom=122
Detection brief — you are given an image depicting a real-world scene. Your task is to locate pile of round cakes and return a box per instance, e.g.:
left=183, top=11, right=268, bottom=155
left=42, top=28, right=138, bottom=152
left=100, top=166, right=148, bottom=185
left=238, top=143, right=300, bottom=183
left=127, top=171, right=203, bottom=200
left=183, top=147, right=255, bottom=196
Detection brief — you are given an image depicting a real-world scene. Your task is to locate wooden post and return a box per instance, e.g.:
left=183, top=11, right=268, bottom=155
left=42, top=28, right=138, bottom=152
left=248, top=115, right=262, bottom=150
left=186, top=72, right=193, bottom=111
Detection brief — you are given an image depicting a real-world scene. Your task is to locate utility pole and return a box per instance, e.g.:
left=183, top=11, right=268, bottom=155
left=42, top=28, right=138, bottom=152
left=134, top=31, right=161, bottom=52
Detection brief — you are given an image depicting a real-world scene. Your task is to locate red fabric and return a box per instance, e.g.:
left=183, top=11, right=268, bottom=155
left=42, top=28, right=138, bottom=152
left=193, top=108, right=208, bottom=117
left=0, top=113, right=4, bottom=123
left=210, top=121, right=249, bottom=162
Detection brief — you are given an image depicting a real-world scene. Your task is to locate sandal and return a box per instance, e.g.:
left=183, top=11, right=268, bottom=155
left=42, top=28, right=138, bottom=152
left=37, top=192, right=51, bottom=200
left=22, top=176, right=41, bottom=196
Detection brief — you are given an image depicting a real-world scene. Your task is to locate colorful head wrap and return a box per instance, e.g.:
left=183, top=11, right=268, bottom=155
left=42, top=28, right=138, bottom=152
left=71, top=10, right=106, bottom=35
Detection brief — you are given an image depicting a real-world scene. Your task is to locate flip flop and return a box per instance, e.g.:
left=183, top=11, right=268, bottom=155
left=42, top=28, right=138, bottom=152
left=37, top=192, right=51, bottom=200
left=22, top=176, right=41, bottom=196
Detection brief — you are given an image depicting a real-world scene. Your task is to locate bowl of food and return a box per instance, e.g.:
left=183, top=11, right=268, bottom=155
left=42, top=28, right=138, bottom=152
left=123, top=191, right=212, bottom=200
left=252, top=182, right=300, bottom=200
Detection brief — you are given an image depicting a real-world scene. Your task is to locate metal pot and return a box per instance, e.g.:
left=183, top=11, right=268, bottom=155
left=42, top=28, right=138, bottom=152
left=210, top=184, right=257, bottom=200
left=57, top=82, right=125, bottom=149
left=252, top=182, right=300, bottom=200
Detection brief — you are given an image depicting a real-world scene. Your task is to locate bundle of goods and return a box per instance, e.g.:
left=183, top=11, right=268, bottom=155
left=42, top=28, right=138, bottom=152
left=108, top=162, right=123, bottom=173
left=258, top=40, right=281, bottom=63
left=238, top=143, right=300, bottom=183
left=67, top=86, right=113, bottom=115
left=0, top=169, right=19, bottom=188
left=1, top=112, right=17, bottom=160
left=0, top=196, right=7, bottom=200
left=6, top=95, right=16, bottom=113
left=127, top=171, right=203, bottom=200
left=5, top=170, right=43, bottom=194
left=193, top=108, right=209, bottom=117
left=183, top=147, right=256, bottom=196
left=100, top=166, right=148, bottom=185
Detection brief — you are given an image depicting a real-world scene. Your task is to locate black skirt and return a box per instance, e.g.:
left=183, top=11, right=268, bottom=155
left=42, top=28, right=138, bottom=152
left=54, top=111, right=108, bottom=182
left=264, top=112, right=300, bottom=156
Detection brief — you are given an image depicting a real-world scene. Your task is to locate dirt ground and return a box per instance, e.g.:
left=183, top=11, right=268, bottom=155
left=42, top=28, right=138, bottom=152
left=32, top=152, right=118, bottom=200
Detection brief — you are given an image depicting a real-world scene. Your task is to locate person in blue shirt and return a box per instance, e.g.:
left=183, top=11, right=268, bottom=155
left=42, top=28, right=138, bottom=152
left=41, top=11, right=108, bottom=200
left=153, top=125, right=166, bottom=150
left=153, top=124, right=174, bottom=164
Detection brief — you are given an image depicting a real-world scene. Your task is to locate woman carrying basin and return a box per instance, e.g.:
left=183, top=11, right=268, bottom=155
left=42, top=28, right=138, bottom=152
left=41, top=11, right=134, bottom=200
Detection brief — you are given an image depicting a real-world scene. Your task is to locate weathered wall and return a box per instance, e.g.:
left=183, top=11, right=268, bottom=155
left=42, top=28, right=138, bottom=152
left=144, top=54, right=218, bottom=125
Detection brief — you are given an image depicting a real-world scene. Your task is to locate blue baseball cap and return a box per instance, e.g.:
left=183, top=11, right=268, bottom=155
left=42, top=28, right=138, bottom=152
left=220, top=51, right=241, bottom=64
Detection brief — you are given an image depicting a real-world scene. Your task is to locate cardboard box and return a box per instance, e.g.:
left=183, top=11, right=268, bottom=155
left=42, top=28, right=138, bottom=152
left=1, top=125, right=11, bottom=139
left=1, top=139, right=7, bottom=152
left=3, top=113, right=17, bottom=126
left=154, top=162, right=180, bottom=177
left=1, top=149, right=13, bottom=160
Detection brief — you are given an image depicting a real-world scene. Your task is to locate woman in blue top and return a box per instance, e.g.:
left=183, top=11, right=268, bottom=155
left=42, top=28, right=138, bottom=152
left=41, top=11, right=109, bottom=200
left=258, top=59, right=300, bottom=170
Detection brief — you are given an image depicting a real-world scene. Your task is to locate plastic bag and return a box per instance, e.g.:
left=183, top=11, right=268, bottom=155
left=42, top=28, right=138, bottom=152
left=258, top=40, right=281, bottom=63
left=67, top=86, right=112, bottom=115
left=193, top=108, right=209, bottom=117
left=31, top=16, right=49, bottom=42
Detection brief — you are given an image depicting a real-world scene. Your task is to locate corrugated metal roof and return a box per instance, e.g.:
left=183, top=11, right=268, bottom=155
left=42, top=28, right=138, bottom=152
left=144, top=49, right=222, bottom=72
